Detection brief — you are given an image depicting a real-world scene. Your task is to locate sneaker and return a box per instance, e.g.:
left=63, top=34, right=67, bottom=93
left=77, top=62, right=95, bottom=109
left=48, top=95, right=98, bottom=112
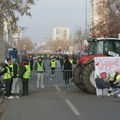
left=109, top=87, right=113, bottom=91
left=15, top=95, right=20, bottom=99
left=41, top=86, right=45, bottom=88
left=107, top=93, right=111, bottom=96
left=114, top=93, right=120, bottom=98
left=7, top=95, right=14, bottom=99
left=108, top=90, right=112, bottom=93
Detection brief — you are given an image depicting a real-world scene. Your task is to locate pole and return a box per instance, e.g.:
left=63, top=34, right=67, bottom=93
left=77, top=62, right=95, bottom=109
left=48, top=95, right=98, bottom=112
left=85, top=0, right=88, bottom=39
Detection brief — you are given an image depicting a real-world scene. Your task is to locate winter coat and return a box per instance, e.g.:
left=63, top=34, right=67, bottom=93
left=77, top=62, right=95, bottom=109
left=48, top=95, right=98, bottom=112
left=63, top=59, right=72, bottom=81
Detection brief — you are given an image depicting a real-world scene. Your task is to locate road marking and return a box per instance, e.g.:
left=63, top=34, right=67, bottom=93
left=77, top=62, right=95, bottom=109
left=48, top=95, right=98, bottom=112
left=55, top=85, right=61, bottom=91
left=65, top=99, right=80, bottom=116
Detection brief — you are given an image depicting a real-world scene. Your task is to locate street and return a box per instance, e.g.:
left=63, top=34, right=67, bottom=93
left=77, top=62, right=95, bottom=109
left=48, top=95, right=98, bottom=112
left=0, top=80, right=120, bottom=120
left=1, top=1, right=120, bottom=120
left=0, top=60, right=120, bottom=120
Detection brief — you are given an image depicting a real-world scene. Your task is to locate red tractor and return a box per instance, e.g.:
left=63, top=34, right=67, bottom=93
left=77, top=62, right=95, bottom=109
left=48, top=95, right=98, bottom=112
left=73, top=38, right=120, bottom=94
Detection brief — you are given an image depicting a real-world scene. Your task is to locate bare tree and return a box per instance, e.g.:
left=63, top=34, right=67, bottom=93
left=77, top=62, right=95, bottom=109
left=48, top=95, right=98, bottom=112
left=36, top=39, right=71, bottom=54
left=0, top=0, right=38, bottom=61
left=0, top=0, right=38, bottom=33
left=73, top=27, right=85, bottom=51
left=91, top=0, right=120, bottom=38
left=17, top=37, right=34, bottom=51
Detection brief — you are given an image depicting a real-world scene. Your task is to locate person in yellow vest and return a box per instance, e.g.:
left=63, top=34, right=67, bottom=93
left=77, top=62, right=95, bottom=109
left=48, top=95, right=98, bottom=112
left=0, top=62, right=14, bottom=99
left=108, top=70, right=120, bottom=86
left=49, top=57, right=57, bottom=76
left=34, top=57, right=46, bottom=88
left=107, top=70, right=120, bottom=96
left=21, top=61, right=31, bottom=96
left=27, top=55, right=33, bottom=71
left=69, top=56, right=73, bottom=64
left=7, top=58, right=13, bottom=95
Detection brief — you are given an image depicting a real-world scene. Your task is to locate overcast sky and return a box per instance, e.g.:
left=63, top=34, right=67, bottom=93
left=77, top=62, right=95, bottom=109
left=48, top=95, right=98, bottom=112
left=19, top=0, right=89, bottom=44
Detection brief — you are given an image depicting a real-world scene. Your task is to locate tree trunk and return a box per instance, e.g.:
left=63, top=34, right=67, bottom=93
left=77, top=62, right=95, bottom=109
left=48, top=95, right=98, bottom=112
left=0, top=33, right=5, bottom=62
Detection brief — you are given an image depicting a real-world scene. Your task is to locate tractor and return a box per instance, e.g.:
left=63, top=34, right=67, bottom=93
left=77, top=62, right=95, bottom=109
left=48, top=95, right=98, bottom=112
left=73, top=37, right=120, bottom=94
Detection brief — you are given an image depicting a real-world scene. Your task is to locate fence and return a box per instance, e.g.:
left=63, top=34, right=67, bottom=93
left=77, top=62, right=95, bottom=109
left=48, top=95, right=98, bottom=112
left=31, top=69, right=73, bottom=91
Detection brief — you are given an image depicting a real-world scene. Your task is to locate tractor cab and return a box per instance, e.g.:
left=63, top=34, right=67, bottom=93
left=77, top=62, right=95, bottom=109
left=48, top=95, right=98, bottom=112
left=87, top=38, right=120, bottom=57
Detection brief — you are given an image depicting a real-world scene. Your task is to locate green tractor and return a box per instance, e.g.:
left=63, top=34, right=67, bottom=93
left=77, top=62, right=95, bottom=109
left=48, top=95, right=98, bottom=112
left=73, top=38, right=120, bottom=94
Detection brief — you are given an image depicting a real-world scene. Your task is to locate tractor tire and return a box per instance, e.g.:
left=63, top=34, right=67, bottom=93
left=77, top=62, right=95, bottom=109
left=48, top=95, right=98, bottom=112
left=73, top=64, right=86, bottom=91
left=82, top=61, right=96, bottom=94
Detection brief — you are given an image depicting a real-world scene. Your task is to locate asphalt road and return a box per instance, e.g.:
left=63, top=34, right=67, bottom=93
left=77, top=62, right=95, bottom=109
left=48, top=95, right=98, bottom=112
left=0, top=60, right=120, bottom=120
left=0, top=81, right=120, bottom=120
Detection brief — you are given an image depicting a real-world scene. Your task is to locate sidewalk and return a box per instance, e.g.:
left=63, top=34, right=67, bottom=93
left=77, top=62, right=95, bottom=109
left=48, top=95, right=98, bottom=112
left=0, top=95, right=4, bottom=104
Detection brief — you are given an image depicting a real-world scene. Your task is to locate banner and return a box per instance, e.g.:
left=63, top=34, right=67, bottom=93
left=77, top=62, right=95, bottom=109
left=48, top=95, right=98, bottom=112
left=94, top=57, right=120, bottom=80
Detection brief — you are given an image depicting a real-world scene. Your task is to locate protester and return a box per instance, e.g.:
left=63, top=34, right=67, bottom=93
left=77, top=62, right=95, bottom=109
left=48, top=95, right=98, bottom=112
left=0, top=62, right=14, bottom=99
left=59, top=56, right=64, bottom=71
left=27, top=55, right=33, bottom=71
left=11, top=58, right=21, bottom=98
left=21, top=61, right=31, bottom=96
left=108, top=70, right=120, bottom=87
left=63, top=56, right=72, bottom=86
left=34, top=57, right=46, bottom=88
left=7, top=58, right=13, bottom=94
left=107, top=70, right=120, bottom=96
left=49, top=57, right=57, bottom=76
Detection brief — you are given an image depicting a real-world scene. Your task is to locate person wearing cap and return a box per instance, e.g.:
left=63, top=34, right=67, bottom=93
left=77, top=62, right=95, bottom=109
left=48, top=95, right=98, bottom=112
left=34, top=57, right=46, bottom=88
left=0, top=62, right=14, bottom=99
left=49, top=57, right=57, bottom=76
left=11, top=58, right=21, bottom=98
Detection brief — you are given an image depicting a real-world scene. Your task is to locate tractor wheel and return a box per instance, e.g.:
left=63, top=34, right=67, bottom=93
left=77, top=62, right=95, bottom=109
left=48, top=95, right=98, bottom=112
left=82, top=61, right=96, bottom=94
left=73, top=64, right=86, bottom=90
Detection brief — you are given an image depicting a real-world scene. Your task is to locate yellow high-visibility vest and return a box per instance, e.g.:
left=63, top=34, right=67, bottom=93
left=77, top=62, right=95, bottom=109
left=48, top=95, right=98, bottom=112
left=3, top=67, right=12, bottom=80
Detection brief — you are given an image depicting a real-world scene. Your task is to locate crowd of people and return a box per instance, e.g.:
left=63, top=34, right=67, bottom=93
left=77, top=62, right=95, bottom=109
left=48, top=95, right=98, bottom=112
left=0, top=54, right=34, bottom=99
left=0, top=54, right=77, bottom=99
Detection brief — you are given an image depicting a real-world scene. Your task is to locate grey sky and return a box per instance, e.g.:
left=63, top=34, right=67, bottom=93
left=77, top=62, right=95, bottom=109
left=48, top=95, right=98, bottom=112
left=19, top=0, right=88, bottom=44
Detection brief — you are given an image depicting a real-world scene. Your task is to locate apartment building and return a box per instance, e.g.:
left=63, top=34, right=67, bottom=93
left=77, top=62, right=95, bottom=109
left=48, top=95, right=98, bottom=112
left=53, top=27, right=70, bottom=41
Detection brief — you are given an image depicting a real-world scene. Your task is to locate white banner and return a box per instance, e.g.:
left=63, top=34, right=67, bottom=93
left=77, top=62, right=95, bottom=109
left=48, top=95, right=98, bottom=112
left=94, top=57, right=120, bottom=80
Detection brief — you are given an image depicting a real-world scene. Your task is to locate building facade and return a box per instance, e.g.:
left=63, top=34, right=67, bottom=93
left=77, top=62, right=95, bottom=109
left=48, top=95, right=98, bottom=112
left=53, top=27, right=70, bottom=41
